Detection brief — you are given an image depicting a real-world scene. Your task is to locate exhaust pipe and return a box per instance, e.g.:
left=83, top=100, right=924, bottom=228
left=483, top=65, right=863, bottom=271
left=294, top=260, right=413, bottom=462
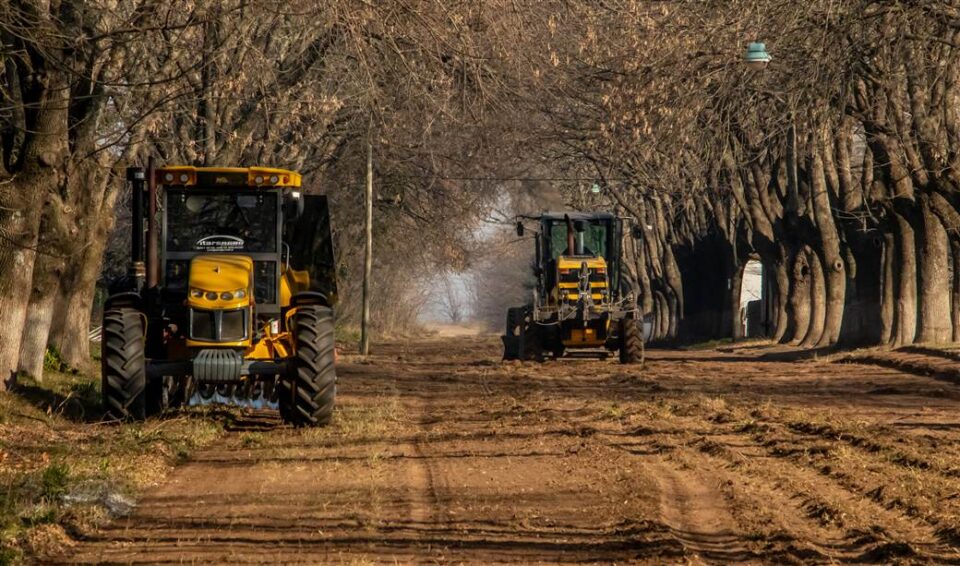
left=565, top=214, right=575, bottom=256
left=126, top=167, right=146, bottom=292
left=146, top=157, right=159, bottom=289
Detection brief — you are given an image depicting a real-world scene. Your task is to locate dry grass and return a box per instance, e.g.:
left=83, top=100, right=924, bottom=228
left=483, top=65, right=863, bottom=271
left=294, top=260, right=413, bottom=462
left=0, top=369, right=225, bottom=564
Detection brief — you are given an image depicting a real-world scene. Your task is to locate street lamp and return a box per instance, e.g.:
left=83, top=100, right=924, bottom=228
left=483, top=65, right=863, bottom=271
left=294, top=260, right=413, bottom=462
left=743, top=40, right=800, bottom=216
left=744, top=42, right=771, bottom=71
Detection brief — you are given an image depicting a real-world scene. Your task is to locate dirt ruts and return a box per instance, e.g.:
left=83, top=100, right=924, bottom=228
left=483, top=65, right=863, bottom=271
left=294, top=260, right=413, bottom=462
left=58, top=337, right=960, bottom=564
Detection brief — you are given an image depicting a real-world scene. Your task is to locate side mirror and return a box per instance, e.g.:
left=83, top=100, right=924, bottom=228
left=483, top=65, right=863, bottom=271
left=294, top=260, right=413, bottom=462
left=516, top=221, right=524, bottom=237
left=631, top=225, right=643, bottom=239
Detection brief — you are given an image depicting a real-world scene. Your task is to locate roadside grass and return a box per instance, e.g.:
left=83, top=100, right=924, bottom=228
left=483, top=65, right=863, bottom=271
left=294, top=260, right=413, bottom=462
left=335, top=325, right=361, bottom=352
left=0, top=366, right=226, bottom=564
left=297, top=392, right=403, bottom=447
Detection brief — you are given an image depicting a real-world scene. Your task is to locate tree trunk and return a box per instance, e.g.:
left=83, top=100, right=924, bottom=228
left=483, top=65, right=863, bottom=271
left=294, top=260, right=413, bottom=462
left=916, top=198, right=952, bottom=343
left=0, top=205, right=42, bottom=389
left=666, top=288, right=679, bottom=340
left=800, top=249, right=826, bottom=347
left=48, top=196, right=117, bottom=368
left=17, top=288, right=58, bottom=380
left=785, top=248, right=812, bottom=344
left=17, top=229, right=68, bottom=380
left=880, top=230, right=896, bottom=344
left=892, top=212, right=918, bottom=346
left=731, top=262, right=745, bottom=341
left=0, top=61, right=70, bottom=388
left=953, top=242, right=960, bottom=342
left=810, top=144, right=846, bottom=346
left=771, top=251, right=791, bottom=342
left=654, top=290, right=669, bottom=342
left=49, top=262, right=99, bottom=369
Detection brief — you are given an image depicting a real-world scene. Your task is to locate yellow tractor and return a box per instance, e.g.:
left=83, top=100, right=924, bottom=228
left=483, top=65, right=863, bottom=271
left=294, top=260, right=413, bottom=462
left=503, top=212, right=644, bottom=364
left=102, top=165, right=337, bottom=425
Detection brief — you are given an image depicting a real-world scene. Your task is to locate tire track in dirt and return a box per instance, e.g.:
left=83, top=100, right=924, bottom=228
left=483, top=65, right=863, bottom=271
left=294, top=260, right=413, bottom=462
left=646, top=457, right=750, bottom=564
left=400, top=392, right=445, bottom=560
left=628, top=395, right=960, bottom=563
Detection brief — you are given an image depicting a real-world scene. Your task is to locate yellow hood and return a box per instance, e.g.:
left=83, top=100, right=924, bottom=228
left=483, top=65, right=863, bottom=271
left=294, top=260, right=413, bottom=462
left=189, top=255, right=253, bottom=293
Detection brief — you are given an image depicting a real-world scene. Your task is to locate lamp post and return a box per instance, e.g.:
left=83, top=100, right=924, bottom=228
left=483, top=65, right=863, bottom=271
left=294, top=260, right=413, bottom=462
left=743, top=41, right=798, bottom=213
left=742, top=40, right=796, bottom=339
left=744, top=42, right=771, bottom=71
left=361, top=140, right=373, bottom=356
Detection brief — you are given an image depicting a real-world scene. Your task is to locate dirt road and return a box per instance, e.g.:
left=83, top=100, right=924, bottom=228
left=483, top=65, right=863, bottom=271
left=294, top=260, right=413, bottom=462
left=62, top=337, right=960, bottom=564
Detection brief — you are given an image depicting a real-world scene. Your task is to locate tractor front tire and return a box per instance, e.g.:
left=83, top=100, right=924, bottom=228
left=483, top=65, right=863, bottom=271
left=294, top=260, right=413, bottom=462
left=619, top=317, right=645, bottom=365
left=101, top=308, right=148, bottom=420
left=281, top=305, right=337, bottom=426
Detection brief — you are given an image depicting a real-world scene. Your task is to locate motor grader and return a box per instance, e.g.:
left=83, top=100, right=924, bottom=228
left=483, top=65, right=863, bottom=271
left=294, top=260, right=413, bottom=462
left=502, top=212, right=644, bottom=364
left=102, top=164, right=337, bottom=425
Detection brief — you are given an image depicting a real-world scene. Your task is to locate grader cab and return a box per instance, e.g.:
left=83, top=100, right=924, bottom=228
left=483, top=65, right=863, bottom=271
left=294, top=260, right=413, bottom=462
left=102, top=165, right=337, bottom=426
left=503, top=212, right=644, bottom=364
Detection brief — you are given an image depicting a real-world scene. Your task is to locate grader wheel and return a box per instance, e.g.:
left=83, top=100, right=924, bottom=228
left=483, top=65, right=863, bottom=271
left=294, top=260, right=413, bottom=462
left=502, top=307, right=523, bottom=360
left=280, top=305, right=337, bottom=426
left=519, top=315, right=544, bottom=362
left=619, top=317, right=645, bottom=365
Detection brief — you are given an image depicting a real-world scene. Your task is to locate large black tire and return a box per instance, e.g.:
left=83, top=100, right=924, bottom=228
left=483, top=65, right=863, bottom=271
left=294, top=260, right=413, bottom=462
left=519, top=317, right=544, bottom=362
left=280, top=305, right=337, bottom=426
left=502, top=307, right=523, bottom=360
left=101, top=308, right=148, bottom=420
left=619, top=317, right=645, bottom=365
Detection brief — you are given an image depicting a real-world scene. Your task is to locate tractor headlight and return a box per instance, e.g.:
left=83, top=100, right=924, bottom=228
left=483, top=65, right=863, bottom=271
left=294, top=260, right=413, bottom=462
left=254, top=175, right=264, bottom=184
left=269, top=175, right=279, bottom=184
left=220, top=291, right=234, bottom=301
left=205, top=291, right=218, bottom=301
left=190, top=288, right=203, bottom=299
left=163, top=173, right=174, bottom=182
left=235, top=289, right=246, bottom=299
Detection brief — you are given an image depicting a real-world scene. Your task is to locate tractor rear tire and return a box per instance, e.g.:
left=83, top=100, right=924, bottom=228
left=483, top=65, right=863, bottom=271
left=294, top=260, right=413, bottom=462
left=503, top=307, right=523, bottom=360
left=101, top=308, right=148, bottom=420
left=281, top=305, right=337, bottom=426
left=619, top=317, right=645, bottom=365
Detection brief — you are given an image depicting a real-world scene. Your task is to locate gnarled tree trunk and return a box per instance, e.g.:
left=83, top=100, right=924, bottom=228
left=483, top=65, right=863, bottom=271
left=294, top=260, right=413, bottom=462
left=916, top=197, right=952, bottom=343
left=892, top=212, right=918, bottom=346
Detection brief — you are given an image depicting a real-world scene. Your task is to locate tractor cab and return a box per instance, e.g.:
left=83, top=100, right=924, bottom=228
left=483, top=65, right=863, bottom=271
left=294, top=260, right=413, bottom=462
left=156, top=166, right=336, bottom=354
left=536, top=212, right=622, bottom=306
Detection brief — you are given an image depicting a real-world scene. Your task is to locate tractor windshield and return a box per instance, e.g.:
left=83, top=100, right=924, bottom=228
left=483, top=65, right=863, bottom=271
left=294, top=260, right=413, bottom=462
left=548, top=219, right=609, bottom=259
left=165, top=189, right=278, bottom=253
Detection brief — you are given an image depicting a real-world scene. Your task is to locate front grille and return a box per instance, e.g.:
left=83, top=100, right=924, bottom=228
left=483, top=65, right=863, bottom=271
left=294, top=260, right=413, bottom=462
left=190, top=308, right=248, bottom=342
left=559, top=271, right=607, bottom=285
left=221, top=309, right=246, bottom=341
left=191, top=309, right=216, bottom=341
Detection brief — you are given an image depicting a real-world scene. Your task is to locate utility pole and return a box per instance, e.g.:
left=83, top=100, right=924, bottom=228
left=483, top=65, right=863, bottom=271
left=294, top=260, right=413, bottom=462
left=361, top=140, right=373, bottom=355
